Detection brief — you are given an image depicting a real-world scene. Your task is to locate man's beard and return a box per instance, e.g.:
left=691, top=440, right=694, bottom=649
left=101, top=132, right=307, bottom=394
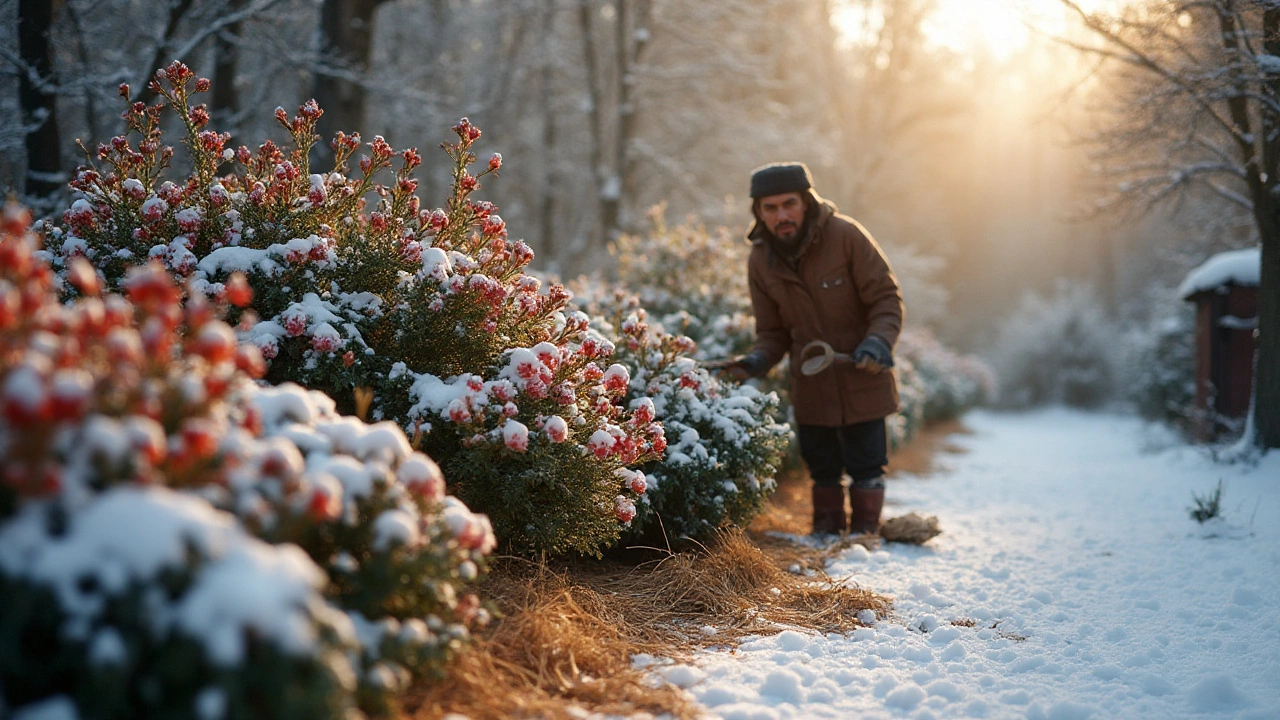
left=773, top=221, right=800, bottom=241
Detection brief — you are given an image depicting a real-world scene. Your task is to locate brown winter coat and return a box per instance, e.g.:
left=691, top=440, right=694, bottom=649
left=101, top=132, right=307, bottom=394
left=747, top=196, right=904, bottom=426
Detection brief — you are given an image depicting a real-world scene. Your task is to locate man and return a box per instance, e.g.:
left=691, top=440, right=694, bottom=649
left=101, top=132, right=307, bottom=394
left=728, top=162, right=903, bottom=535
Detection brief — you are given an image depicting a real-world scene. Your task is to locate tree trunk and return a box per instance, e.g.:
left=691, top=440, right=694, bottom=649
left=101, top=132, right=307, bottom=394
left=539, top=0, right=559, bottom=261
left=17, top=0, right=64, bottom=199
left=212, top=0, right=246, bottom=125
left=314, top=0, right=389, bottom=160
left=577, top=0, right=606, bottom=249
left=1254, top=7, right=1280, bottom=449
left=1257, top=223, right=1280, bottom=449
left=601, top=0, right=651, bottom=242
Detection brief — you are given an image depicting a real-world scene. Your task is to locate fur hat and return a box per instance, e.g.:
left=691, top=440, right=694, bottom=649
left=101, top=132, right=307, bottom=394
left=749, top=162, right=813, bottom=199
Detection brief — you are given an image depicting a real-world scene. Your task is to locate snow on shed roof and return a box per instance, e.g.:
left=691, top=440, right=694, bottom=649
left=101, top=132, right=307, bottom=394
left=1178, top=247, right=1260, bottom=300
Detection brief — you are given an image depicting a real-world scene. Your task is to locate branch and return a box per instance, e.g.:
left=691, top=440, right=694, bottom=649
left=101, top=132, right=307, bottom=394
left=1057, top=1, right=1247, bottom=146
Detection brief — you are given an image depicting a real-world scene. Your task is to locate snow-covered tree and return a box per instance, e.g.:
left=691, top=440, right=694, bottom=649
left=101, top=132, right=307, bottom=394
left=1061, top=0, right=1280, bottom=449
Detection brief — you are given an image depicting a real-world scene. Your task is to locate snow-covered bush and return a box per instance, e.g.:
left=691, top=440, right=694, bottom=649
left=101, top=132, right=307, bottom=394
left=588, top=294, right=791, bottom=541
left=0, top=205, right=493, bottom=718
left=990, top=282, right=1118, bottom=409
left=608, top=209, right=756, bottom=361
left=42, top=65, right=659, bottom=556
left=889, top=355, right=928, bottom=450
left=1125, top=309, right=1195, bottom=426
left=897, top=328, right=995, bottom=423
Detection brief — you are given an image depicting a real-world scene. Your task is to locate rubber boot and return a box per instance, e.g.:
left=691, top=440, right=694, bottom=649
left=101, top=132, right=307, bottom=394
left=848, top=486, right=884, bottom=535
left=811, top=485, right=847, bottom=535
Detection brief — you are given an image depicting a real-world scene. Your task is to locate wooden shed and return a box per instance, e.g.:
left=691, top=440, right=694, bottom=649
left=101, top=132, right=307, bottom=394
left=1178, top=248, right=1261, bottom=439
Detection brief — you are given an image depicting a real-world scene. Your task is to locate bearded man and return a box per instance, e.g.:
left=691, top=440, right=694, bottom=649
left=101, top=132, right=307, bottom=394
left=728, top=162, right=904, bottom=535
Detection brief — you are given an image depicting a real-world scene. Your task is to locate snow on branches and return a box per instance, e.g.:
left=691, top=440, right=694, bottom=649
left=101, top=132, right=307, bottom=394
left=43, top=65, right=661, bottom=557
left=0, top=203, right=492, bottom=719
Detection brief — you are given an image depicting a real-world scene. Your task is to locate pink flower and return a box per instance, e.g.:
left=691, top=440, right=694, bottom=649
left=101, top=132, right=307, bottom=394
left=615, top=496, right=636, bottom=524
left=631, top=397, right=655, bottom=424
left=308, top=175, right=327, bottom=205
left=515, top=359, right=538, bottom=380
left=551, top=383, right=576, bottom=406
left=545, top=415, right=569, bottom=443
left=524, top=377, right=547, bottom=399
left=488, top=153, right=502, bottom=171
left=398, top=453, right=445, bottom=503
left=282, top=312, right=307, bottom=337
left=123, top=178, right=146, bottom=200
left=310, top=334, right=339, bottom=353
left=308, top=489, right=342, bottom=522
left=481, top=215, right=506, bottom=237
left=502, top=419, right=529, bottom=452
left=140, top=197, right=168, bottom=223
left=447, top=398, right=472, bottom=423
left=175, top=207, right=201, bottom=233
left=257, top=337, right=279, bottom=360
left=602, top=364, right=630, bottom=393
left=453, top=117, right=482, bottom=142
left=588, top=429, right=616, bottom=459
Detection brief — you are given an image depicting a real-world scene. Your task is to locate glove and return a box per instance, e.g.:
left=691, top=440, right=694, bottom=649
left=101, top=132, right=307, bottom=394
left=852, top=335, right=893, bottom=373
left=727, top=350, right=769, bottom=381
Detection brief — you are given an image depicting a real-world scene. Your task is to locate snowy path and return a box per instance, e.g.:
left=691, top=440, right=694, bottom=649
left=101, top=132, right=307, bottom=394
left=656, top=409, right=1280, bottom=720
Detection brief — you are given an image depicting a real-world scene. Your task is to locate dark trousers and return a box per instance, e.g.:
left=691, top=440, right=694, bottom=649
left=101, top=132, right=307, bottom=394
left=798, top=419, right=888, bottom=489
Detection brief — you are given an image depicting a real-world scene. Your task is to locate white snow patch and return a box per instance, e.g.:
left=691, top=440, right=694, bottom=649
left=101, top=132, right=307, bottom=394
left=1177, top=247, right=1260, bottom=299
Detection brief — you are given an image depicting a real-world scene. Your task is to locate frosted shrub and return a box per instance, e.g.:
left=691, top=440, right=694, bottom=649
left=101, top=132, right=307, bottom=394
left=44, top=65, right=659, bottom=556
left=586, top=293, right=791, bottom=541
left=991, top=282, right=1118, bottom=409
left=0, top=205, right=492, bottom=718
left=1125, top=309, right=1195, bottom=426
left=609, top=210, right=757, bottom=361
left=897, top=328, right=994, bottom=423
left=889, top=355, right=928, bottom=449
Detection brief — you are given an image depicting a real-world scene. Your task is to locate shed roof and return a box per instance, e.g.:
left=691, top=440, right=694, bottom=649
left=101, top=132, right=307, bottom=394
left=1178, top=247, right=1260, bottom=300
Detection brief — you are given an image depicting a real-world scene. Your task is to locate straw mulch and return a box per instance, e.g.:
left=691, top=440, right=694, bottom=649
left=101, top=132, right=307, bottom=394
left=405, top=421, right=972, bottom=718
left=405, top=529, right=888, bottom=719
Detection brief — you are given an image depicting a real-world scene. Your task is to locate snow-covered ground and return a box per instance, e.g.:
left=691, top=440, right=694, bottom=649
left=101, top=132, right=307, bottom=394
left=655, top=409, right=1280, bottom=719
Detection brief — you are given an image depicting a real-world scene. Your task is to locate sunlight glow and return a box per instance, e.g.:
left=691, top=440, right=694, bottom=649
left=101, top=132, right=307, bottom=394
left=835, top=0, right=1133, bottom=62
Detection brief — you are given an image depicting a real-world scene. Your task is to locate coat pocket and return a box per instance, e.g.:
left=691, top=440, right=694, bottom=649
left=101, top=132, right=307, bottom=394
left=818, top=270, right=849, bottom=290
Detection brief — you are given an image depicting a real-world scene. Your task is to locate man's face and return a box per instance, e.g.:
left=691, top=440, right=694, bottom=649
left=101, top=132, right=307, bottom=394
left=757, top=192, right=806, bottom=241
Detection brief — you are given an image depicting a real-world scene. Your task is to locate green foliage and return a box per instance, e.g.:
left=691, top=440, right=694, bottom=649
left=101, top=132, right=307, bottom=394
left=1189, top=480, right=1225, bottom=523
left=46, top=67, right=663, bottom=558
left=588, top=294, right=791, bottom=541
left=1129, top=310, right=1196, bottom=427
left=0, top=550, right=351, bottom=720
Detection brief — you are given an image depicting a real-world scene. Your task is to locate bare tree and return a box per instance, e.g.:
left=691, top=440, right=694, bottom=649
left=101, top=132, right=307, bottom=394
left=313, top=0, right=393, bottom=157
left=17, top=0, right=64, bottom=199
left=1060, top=0, right=1279, bottom=449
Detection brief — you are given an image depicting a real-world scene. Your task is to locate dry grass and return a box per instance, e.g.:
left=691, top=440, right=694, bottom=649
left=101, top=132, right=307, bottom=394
left=406, top=420, right=971, bottom=718
left=406, top=530, right=887, bottom=719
